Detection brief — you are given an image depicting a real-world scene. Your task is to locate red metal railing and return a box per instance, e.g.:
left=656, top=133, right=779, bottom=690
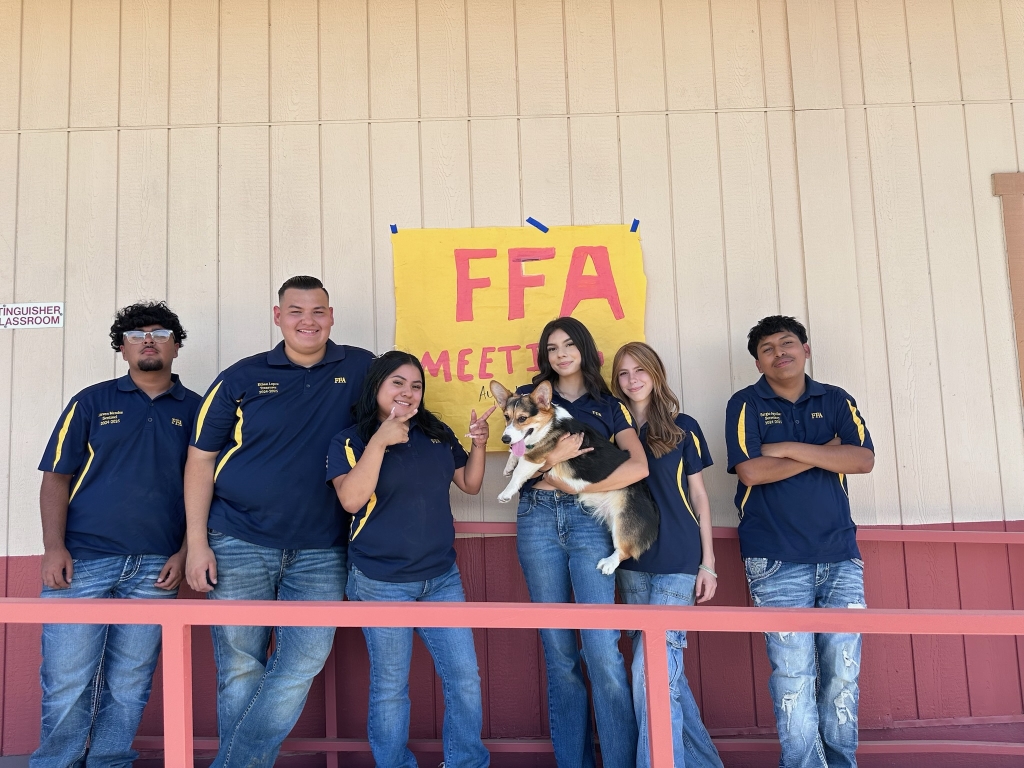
left=3, top=524, right=1023, bottom=767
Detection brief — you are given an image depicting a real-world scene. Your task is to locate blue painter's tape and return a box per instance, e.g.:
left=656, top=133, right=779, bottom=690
left=630, top=218, right=640, bottom=232
left=390, top=224, right=398, bottom=233
left=526, top=217, right=549, bottom=233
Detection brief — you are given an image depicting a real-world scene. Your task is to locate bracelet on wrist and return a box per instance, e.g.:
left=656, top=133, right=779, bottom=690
left=698, top=564, right=717, bottom=579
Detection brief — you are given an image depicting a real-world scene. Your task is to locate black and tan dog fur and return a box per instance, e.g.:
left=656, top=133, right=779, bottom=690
left=490, top=380, right=659, bottom=574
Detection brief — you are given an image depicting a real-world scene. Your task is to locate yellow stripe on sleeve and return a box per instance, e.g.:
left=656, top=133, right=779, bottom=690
left=838, top=473, right=849, bottom=496
left=846, top=399, right=865, bottom=445
left=69, top=443, right=95, bottom=501
left=52, top=401, right=79, bottom=471
left=619, top=403, right=634, bottom=427
left=213, top=406, right=244, bottom=480
left=737, top=403, right=749, bottom=457
left=193, top=380, right=224, bottom=443
left=691, top=431, right=702, bottom=460
left=739, top=485, right=752, bottom=517
left=345, top=438, right=377, bottom=541
left=677, top=459, right=698, bottom=524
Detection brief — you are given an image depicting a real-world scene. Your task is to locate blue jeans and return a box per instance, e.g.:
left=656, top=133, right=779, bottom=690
left=346, top=563, right=489, bottom=768
left=616, top=570, right=723, bottom=768
left=31, top=554, right=178, bottom=768
left=515, top=490, right=637, bottom=768
left=207, top=531, right=346, bottom=768
left=744, top=558, right=866, bottom=768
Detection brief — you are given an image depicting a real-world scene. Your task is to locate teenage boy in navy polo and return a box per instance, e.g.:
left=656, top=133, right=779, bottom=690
left=725, top=315, right=874, bottom=768
left=32, top=302, right=201, bottom=768
left=184, top=275, right=372, bottom=768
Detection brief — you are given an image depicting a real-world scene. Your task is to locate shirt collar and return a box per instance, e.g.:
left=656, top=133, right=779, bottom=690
left=753, top=374, right=825, bottom=404
left=267, top=339, right=346, bottom=368
left=117, top=373, right=186, bottom=400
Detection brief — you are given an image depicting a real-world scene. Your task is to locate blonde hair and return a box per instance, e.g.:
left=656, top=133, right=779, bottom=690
left=610, top=342, right=684, bottom=458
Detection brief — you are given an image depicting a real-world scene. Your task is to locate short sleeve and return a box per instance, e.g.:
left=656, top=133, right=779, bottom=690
left=39, top=397, right=90, bottom=474
left=611, top=397, right=635, bottom=434
left=326, top=429, right=365, bottom=483
left=681, top=416, right=713, bottom=475
left=834, top=391, right=874, bottom=452
left=191, top=375, right=240, bottom=452
left=726, top=394, right=762, bottom=473
left=446, top=426, right=469, bottom=470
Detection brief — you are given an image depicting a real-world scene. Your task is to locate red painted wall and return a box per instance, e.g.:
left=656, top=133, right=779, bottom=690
left=2, top=526, right=1023, bottom=760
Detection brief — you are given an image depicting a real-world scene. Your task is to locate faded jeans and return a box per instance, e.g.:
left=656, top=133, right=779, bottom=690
left=744, top=558, right=865, bottom=768
left=346, top=563, right=489, bottom=768
left=516, top=489, right=637, bottom=768
left=207, top=531, right=346, bottom=768
left=32, top=554, right=177, bottom=768
left=616, top=569, right=723, bottom=768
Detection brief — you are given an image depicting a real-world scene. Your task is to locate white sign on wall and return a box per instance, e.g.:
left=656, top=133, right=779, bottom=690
left=0, top=303, right=65, bottom=329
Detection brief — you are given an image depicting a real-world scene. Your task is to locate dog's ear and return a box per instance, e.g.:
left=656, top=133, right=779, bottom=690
left=490, top=381, right=513, bottom=408
left=531, top=380, right=553, bottom=409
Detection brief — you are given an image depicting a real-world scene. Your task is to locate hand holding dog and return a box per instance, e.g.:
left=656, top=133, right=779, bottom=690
left=542, top=432, right=593, bottom=469
left=373, top=406, right=418, bottom=448
left=467, top=406, right=496, bottom=448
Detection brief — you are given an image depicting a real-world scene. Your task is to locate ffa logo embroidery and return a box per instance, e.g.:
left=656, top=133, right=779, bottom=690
left=335, top=377, right=347, bottom=384
left=431, top=438, right=442, bottom=444
left=592, top=411, right=602, bottom=418
left=171, top=417, right=183, bottom=427
left=811, top=412, right=824, bottom=419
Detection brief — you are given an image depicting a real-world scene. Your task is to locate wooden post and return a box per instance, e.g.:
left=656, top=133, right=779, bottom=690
left=162, top=622, right=195, bottom=767
left=642, top=625, right=675, bottom=768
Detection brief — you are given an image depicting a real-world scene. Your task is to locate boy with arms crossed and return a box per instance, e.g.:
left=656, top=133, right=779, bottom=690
left=726, top=316, right=874, bottom=768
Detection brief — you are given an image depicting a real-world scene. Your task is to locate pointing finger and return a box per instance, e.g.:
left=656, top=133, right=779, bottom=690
left=470, top=409, right=477, bottom=423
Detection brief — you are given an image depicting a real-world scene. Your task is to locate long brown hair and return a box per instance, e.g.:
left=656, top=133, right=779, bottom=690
left=611, top=342, right=683, bottom=458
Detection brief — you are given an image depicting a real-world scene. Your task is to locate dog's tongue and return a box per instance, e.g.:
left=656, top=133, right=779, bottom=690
left=511, top=440, right=527, bottom=457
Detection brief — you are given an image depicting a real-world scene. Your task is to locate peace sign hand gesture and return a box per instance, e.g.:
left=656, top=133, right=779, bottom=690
left=467, top=406, right=496, bottom=448
left=373, top=406, right=418, bottom=448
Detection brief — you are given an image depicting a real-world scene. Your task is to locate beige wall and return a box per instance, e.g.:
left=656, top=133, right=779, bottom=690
left=2, top=0, right=1024, bottom=556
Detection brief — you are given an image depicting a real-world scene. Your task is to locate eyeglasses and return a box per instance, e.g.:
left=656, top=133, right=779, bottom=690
left=123, top=329, right=174, bottom=344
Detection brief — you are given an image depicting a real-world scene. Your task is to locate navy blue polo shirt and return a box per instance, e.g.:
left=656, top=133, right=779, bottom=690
left=326, top=422, right=469, bottom=583
left=513, top=384, right=635, bottom=492
left=38, top=374, right=202, bottom=560
left=620, top=414, right=713, bottom=575
left=192, top=340, right=373, bottom=550
left=725, top=375, right=873, bottom=564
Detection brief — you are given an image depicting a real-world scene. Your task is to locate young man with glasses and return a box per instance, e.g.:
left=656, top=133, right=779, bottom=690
left=725, top=315, right=875, bottom=768
left=184, top=276, right=373, bottom=767
left=32, top=302, right=201, bottom=768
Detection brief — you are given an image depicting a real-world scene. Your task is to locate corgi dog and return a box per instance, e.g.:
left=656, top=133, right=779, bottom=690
left=490, top=380, right=659, bottom=575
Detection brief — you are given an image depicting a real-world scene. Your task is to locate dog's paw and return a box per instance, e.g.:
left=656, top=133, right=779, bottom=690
left=596, top=556, right=620, bottom=575
left=497, top=493, right=513, bottom=503
left=502, top=467, right=514, bottom=477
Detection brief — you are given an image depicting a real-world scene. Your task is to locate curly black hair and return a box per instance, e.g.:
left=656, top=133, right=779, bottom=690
left=109, top=301, right=187, bottom=351
left=746, top=315, right=807, bottom=358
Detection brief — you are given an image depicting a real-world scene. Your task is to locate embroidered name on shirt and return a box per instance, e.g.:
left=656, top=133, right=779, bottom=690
left=171, top=417, right=183, bottom=427
left=761, top=411, right=783, bottom=426
left=335, top=377, right=347, bottom=384
left=98, top=410, right=122, bottom=426
left=257, top=382, right=279, bottom=395
left=811, top=412, right=824, bottom=419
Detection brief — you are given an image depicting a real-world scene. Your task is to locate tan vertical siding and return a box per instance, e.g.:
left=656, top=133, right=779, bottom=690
left=1, top=0, right=1023, bottom=555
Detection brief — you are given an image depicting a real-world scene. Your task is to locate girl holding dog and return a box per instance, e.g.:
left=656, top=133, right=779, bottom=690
left=327, top=350, right=492, bottom=768
left=611, top=341, right=723, bottom=768
left=514, top=317, right=649, bottom=768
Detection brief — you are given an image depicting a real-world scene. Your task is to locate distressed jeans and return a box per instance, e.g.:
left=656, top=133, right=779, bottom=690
left=207, top=531, right=346, bottom=768
left=516, top=489, right=637, bottom=768
left=32, top=554, right=177, bottom=768
left=346, top=563, right=490, bottom=768
left=744, top=558, right=865, bottom=768
left=616, top=570, right=723, bottom=768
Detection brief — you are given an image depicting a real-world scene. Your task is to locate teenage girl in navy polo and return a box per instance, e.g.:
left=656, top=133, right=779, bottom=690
left=514, top=317, right=648, bottom=768
left=611, top=342, right=723, bottom=768
left=327, top=351, right=492, bottom=768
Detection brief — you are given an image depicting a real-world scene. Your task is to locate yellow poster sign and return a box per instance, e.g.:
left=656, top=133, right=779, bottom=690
left=393, top=225, right=647, bottom=451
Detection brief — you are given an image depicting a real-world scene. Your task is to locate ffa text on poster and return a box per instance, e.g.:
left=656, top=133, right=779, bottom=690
left=0, top=303, right=64, bottom=329
left=392, top=225, right=646, bottom=451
